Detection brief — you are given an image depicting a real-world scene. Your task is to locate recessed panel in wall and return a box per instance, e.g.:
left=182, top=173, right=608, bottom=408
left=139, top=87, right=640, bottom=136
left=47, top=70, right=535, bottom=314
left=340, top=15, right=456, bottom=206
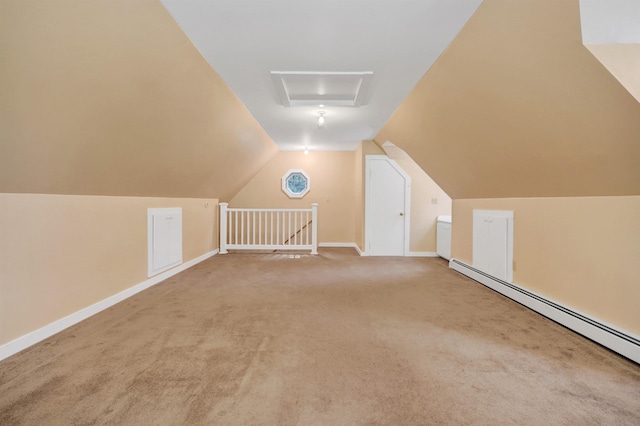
left=473, top=210, right=513, bottom=282
left=148, top=208, right=182, bottom=277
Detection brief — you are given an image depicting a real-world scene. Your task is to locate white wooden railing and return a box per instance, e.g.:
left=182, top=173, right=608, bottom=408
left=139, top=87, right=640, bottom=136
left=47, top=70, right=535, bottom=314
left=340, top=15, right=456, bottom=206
left=219, top=203, right=318, bottom=254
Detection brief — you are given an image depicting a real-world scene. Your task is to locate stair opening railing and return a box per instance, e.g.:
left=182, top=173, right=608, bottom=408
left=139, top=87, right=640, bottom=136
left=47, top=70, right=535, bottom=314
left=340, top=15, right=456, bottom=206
left=219, top=203, right=318, bottom=254
left=282, top=218, right=312, bottom=247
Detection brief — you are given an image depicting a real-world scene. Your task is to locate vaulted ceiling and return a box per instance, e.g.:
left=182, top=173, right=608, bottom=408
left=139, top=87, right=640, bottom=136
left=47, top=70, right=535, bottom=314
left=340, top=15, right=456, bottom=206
left=0, top=0, right=277, bottom=200
left=160, top=0, right=483, bottom=151
left=580, top=0, right=640, bottom=103
left=376, top=0, right=640, bottom=199
left=2, top=0, right=639, bottom=201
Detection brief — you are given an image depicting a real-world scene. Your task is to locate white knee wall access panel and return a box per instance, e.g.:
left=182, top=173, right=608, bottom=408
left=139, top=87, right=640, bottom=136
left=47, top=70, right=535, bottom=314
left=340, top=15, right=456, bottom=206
left=473, top=210, right=514, bottom=283
left=148, top=208, right=182, bottom=277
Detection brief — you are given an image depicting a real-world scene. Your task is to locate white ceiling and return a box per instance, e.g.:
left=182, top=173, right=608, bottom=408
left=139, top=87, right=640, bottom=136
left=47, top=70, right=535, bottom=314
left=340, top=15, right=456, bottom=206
left=580, top=0, right=640, bottom=44
left=160, top=0, right=483, bottom=151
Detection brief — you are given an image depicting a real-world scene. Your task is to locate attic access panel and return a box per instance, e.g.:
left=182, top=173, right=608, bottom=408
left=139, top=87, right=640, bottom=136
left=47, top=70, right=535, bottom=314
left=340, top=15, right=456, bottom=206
left=271, top=71, right=373, bottom=107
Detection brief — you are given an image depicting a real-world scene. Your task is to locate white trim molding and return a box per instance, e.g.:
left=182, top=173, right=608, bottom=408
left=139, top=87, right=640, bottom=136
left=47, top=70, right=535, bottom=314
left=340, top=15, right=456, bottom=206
left=450, top=258, right=640, bottom=364
left=0, top=250, right=218, bottom=362
left=318, top=242, right=363, bottom=256
left=408, top=251, right=439, bottom=257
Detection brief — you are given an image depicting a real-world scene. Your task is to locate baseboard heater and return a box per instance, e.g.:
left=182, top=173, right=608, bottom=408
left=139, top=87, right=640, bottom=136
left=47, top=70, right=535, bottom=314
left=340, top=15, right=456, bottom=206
left=449, top=259, right=640, bottom=365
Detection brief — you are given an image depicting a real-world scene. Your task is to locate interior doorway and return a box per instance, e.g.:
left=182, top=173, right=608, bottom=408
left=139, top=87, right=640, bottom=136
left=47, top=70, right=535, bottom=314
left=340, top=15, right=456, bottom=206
left=365, top=155, right=411, bottom=256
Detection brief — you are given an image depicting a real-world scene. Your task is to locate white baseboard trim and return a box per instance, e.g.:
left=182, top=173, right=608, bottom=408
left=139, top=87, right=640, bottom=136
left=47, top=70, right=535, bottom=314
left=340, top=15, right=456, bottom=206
left=0, top=249, right=218, bottom=362
left=318, top=242, right=365, bottom=256
left=407, top=251, right=439, bottom=257
left=319, top=242, right=364, bottom=256
left=449, top=259, right=640, bottom=364
left=319, top=242, right=356, bottom=248
left=330, top=246, right=437, bottom=258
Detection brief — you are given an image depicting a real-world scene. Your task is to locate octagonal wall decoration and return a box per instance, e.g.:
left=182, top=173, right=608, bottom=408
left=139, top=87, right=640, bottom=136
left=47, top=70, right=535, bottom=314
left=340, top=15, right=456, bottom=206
left=282, top=169, right=310, bottom=198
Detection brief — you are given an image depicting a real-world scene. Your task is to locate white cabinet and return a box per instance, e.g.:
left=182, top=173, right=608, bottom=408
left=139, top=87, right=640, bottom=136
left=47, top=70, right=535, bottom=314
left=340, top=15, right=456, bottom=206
left=148, top=208, right=182, bottom=277
left=436, top=215, right=452, bottom=260
left=472, top=210, right=513, bottom=282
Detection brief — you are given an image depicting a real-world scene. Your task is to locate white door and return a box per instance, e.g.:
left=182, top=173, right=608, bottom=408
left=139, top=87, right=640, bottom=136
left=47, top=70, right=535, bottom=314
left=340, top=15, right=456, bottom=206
left=366, top=156, right=410, bottom=256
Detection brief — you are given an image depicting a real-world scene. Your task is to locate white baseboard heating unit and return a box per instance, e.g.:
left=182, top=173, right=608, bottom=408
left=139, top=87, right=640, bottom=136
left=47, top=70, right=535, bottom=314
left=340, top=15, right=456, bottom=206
left=450, top=259, right=640, bottom=365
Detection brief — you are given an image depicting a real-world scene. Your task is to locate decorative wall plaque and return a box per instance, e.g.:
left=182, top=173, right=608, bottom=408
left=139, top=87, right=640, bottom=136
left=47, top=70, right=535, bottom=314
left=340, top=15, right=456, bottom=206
left=282, top=169, right=310, bottom=198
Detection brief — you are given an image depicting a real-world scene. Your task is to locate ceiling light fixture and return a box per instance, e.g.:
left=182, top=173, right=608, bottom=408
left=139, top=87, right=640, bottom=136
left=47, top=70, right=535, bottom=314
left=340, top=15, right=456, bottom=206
left=317, top=111, right=326, bottom=128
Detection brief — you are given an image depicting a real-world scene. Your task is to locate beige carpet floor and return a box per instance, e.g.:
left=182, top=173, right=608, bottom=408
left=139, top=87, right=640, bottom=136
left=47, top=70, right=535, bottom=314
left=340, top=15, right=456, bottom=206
left=1, top=248, right=639, bottom=425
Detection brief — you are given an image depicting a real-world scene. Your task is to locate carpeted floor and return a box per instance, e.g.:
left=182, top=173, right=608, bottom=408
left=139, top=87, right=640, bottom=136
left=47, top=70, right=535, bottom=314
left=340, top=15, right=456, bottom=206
left=1, top=248, right=639, bottom=425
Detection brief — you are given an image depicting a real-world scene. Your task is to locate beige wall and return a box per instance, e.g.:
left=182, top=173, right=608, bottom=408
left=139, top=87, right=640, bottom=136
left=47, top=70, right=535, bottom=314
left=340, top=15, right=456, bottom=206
left=0, top=0, right=277, bottom=200
left=0, top=193, right=218, bottom=345
left=381, top=143, right=452, bottom=253
left=361, top=140, right=385, bottom=157
left=376, top=0, right=640, bottom=199
left=452, top=196, right=640, bottom=335
left=229, top=151, right=356, bottom=244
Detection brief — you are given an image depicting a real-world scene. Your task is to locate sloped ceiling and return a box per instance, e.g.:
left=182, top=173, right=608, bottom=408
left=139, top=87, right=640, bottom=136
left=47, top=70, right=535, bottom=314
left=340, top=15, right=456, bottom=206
left=580, top=0, right=640, bottom=103
left=376, top=0, right=640, bottom=199
left=4, top=0, right=640, bottom=201
left=160, top=0, right=483, bottom=151
left=586, top=44, right=640, bottom=103
left=0, top=0, right=277, bottom=200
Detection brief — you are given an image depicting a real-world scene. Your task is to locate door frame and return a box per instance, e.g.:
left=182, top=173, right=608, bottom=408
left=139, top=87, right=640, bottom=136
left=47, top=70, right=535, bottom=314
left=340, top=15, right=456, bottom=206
left=364, top=155, right=411, bottom=256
